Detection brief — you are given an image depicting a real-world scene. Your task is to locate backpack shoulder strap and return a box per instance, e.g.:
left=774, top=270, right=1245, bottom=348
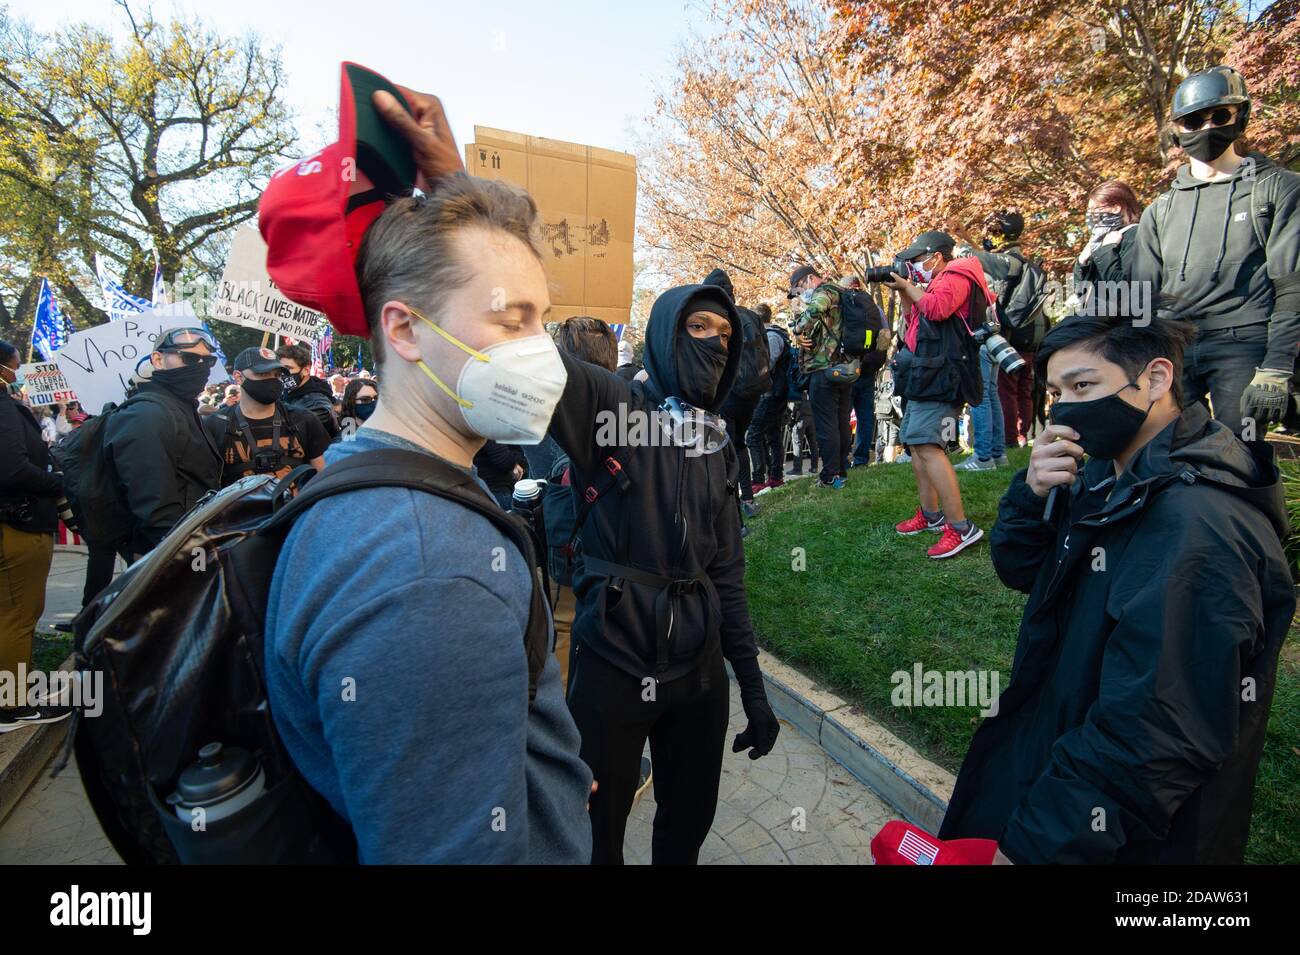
left=263, top=447, right=552, bottom=701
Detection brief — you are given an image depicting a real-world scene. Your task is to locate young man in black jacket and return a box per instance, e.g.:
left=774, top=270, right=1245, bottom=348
left=941, top=315, right=1294, bottom=863
left=1132, top=66, right=1300, bottom=434
left=546, top=281, right=781, bottom=865
left=103, top=326, right=223, bottom=560
left=277, top=342, right=342, bottom=440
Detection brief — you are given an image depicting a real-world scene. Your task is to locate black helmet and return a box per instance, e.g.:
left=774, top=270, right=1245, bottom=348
left=989, top=209, right=1024, bottom=239
left=1172, top=66, right=1251, bottom=129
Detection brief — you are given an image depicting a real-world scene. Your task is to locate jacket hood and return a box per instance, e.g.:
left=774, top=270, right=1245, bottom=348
left=1172, top=151, right=1274, bottom=190
left=1089, top=401, right=1290, bottom=542
left=641, top=283, right=743, bottom=411
left=288, top=375, right=334, bottom=401
left=943, top=255, right=997, bottom=305
left=702, top=268, right=735, bottom=301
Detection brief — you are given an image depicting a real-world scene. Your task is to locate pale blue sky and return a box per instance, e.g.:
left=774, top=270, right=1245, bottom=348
left=11, top=0, right=708, bottom=156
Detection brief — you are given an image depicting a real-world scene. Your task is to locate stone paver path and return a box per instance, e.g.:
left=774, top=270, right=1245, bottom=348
left=1, top=551, right=898, bottom=864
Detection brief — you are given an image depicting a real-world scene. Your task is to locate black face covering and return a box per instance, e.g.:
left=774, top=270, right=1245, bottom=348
left=1176, top=123, right=1240, bottom=163
left=151, top=363, right=211, bottom=402
left=1049, top=381, right=1151, bottom=460
left=241, top=377, right=283, bottom=406
left=675, top=333, right=728, bottom=409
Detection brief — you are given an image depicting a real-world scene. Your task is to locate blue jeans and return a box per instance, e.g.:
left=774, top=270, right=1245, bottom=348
left=851, top=373, right=876, bottom=464
left=970, top=344, right=1005, bottom=460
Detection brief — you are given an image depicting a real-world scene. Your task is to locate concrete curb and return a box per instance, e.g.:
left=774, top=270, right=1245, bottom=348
left=740, top=650, right=955, bottom=833
left=0, top=655, right=75, bottom=827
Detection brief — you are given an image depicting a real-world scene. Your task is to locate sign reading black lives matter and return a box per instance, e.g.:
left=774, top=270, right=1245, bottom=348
left=213, top=224, right=329, bottom=342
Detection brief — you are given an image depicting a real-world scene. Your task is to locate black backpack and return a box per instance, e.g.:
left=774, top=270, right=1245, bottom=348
left=837, top=287, right=890, bottom=358
left=766, top=326, right=792, bottom=398
left=1000, top=250, right=1052, bottom=352
left=900, top=276, right=985, bottom=407
left=68, top=448, right=551, bottom=865
left=49, top=393, right=169, bottom=548
left=729, top=306, right=773, bottom=403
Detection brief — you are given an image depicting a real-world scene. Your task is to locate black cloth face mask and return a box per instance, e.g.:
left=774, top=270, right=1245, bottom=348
left=240, top=377, right=283, bottom=405
left=675, top=333, right=728, bottom=409
left=151, top=362, right=211, bottom=402
left=1050, top=381, right=1151, bottom=461
left=1176, top=123, right=1240, bottom=163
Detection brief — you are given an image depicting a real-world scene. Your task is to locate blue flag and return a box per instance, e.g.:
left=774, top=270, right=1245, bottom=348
left=96, top=254, right=152, bottom=321
left=32, top=279, right=71, bottom=360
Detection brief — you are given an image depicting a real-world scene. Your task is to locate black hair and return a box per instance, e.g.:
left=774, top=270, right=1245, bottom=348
left=0, top=339, right=17, bottom=366
left=341, top=376, right=379, bottom=423
left=1035, top=316, right=1197, bottom=406
left=755, top=304, right=772, bottom=324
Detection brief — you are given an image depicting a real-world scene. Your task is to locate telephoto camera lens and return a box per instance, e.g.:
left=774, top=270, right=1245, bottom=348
left=985, top=333, right=1026, bottom=374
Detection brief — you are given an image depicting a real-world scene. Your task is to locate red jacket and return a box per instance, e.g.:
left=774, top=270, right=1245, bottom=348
left=904, top=257, right=995, bottom=352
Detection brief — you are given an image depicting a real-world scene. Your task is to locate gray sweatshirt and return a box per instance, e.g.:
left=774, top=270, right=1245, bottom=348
left=1132, top=152, right=1300, bottom=371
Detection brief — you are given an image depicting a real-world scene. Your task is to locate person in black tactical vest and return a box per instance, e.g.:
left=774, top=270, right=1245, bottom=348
left=204, top=347, right=330, bottom=489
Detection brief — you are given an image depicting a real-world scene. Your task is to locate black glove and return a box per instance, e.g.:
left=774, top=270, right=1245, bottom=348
left=730, top=656, right=779, bottom=759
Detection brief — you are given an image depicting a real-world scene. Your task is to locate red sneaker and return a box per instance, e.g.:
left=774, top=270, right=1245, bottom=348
left=895, top=508, right=945, bottom=536
left=766, top=477, right=784, bottom=489
left=927, top=523, right=984, bottom=559
left=752, top=480, right=770, bottom=494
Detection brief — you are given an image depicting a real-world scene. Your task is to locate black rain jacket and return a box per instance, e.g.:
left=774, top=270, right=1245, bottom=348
left=940, top=403, right=1294, bottom=863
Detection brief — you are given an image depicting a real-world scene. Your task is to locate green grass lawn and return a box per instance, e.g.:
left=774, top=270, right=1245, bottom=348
left=742, top=446, right=1299, bottom=864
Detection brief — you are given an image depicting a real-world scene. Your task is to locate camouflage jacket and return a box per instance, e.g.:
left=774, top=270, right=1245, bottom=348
left=793, top=283, right=844, bottom=372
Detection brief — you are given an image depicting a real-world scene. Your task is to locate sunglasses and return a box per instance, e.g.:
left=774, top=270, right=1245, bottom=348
left=1177, top=106, right=1235, bottom=131
left=174, top=351, right=219, bottom=368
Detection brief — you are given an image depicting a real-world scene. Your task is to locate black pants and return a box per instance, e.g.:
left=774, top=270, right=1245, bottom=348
left=1181, top=322, right=1268, bottom=433
left=82, top=543, right=131, bottom=610
left=722, top=397, right=759, bottom=500
left=746, top=394, right=786, bottom=483
left=807, top=372, right=854, bottom=482
left=566, top=643, right=729, bottom=864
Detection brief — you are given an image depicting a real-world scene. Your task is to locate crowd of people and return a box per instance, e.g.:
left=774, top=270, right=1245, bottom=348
left=0, top=63, right=1296, bottom=866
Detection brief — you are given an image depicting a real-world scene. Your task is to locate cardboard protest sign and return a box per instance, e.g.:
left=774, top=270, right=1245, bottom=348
left=16, top=363, right=77, bottom=407
left=212, top=224, right=329, bottom=342
left=54, top=303, right=227, bottom=412
left=466, top=127, right=636, bottom=327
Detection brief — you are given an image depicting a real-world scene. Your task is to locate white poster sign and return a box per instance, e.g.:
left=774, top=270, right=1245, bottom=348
left=16, top=363, right=77, bottom=407
left=212, top=225, right=329, bottom=342
left=54, top=303, right=227, bottom=412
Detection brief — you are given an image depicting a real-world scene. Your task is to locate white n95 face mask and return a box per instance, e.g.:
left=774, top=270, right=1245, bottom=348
left=409, top=306, right=568, bottom=444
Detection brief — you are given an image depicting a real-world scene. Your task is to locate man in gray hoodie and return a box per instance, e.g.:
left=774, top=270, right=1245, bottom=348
left=1132, top=66, right=1300, bottom=435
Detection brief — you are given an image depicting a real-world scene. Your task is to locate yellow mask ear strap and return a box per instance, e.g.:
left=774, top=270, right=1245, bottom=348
left=408, top=306, right=490, bottom=362
left=417, top=360, right=473, bottom=410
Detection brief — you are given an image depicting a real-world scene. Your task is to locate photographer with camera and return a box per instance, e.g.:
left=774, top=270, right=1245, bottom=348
left=0, top=339, right=70, bottom=731
left=203, top=347, right=330, bottom=489
left=883, top=230, right=994, bottom=559
left=940, top=316, right=1293, bottom=863
left=1132, top=66, right=1300, bottom=434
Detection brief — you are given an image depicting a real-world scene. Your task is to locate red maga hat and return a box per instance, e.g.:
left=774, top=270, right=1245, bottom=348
left=259, top=63, right=417, bottom=338
left=870, top=820, right=999, bottom=865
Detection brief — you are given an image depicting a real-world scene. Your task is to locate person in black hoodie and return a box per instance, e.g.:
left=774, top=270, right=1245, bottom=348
left=0, top=340, right=70, bottom=730
left=941, top=315, right=1293, bottom=863
left=1132, top=66, right=1300, bottom=434
left=103, top=326, right=223, bottom=560
left=1072, top=179, right=1141, bottom=300
left=547, top=281, right=781, bottom=864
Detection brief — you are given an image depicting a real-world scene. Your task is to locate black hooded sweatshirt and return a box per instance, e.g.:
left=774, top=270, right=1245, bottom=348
left=940, top=403, right=1294, bottom=863
left=1132, top=152, right=1300, bottom=372
left=547, top=283, right=761, bottom=683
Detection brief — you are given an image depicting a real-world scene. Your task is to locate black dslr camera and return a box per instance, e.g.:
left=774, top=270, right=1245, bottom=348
left=864, top=257, right=910, bottom=284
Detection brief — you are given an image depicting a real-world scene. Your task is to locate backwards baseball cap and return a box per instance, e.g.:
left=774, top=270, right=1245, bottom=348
left=787, top=265, right=818, bottom=298
left=870, top=821, right=999, bottom=865
left=259, top=63, right=418, bottom=339
left=233, top=346, right=286, bottom=374
left=898, top=230, right=956, bottom=263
